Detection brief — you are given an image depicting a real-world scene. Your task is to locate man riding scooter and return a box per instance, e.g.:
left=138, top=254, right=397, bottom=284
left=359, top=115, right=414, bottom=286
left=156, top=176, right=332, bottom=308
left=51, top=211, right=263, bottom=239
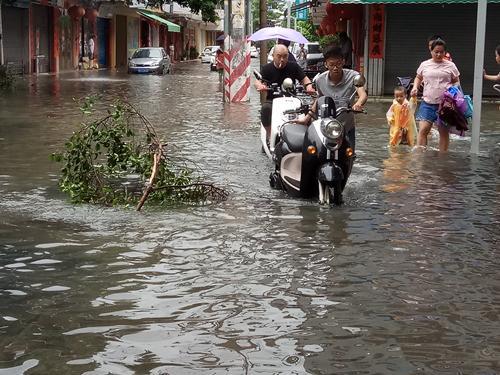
left=254, top=44, right=316, bottom=141
left=295, top=45, right=367, bottom=150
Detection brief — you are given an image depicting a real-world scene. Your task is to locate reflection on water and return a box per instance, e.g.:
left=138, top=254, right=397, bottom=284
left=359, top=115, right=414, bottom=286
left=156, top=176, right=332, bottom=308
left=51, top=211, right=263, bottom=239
left=381, top=149, right=415, bottom=193
left=1, top=63, right=499, bottom=374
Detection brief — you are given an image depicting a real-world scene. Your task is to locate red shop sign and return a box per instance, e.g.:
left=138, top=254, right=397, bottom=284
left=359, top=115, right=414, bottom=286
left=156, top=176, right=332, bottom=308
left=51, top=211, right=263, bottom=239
left=369, top=4, right=385, bottom=59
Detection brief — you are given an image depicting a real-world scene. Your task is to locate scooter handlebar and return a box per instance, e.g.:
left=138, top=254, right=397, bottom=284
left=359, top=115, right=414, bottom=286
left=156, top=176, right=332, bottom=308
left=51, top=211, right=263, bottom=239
left=353, top=109, right=368, bottom=114
left=283, top=105, right=310, bottom=115
left=336, top=107, right=367, bottom=115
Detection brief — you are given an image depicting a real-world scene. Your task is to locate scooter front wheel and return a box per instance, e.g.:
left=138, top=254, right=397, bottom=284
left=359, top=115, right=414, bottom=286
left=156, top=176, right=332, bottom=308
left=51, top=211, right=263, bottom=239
left=327, top=183, right=343, bottom=206
left=269, top=172, right=283, bottom=190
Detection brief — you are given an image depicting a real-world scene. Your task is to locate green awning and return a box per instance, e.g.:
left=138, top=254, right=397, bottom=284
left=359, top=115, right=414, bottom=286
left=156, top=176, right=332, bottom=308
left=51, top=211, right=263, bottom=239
left=330, top=0, right=500, bottom=3
left=138, top=10, right=181, bottom=33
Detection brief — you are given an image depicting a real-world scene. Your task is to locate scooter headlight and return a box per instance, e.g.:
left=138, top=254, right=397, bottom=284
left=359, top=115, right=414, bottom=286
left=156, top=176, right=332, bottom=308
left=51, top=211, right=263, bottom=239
left=320, top=119, right=344, bottom=140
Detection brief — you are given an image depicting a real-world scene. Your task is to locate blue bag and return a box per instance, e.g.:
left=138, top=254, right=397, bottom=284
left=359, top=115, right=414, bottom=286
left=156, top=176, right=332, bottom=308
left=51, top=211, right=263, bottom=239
left=463, top=94, right=473, bottom=119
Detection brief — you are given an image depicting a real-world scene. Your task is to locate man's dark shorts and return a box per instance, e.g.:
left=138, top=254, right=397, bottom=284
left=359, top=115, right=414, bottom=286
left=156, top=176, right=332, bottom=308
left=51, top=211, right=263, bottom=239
left=260, top=100, right=273, bottom=128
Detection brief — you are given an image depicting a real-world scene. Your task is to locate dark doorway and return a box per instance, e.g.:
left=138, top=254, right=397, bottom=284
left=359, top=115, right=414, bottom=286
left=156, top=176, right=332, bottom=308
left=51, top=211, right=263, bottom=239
left=115, top=15, right=127, bottom=68
left=97, top=17, right=110, bottom=67
left=140, top=20, right=150, bottom=47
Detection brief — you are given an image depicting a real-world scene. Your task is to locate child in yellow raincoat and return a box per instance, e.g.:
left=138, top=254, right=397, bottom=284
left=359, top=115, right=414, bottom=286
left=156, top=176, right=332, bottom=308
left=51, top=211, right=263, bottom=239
left=386, top=86, right=418, bottom=146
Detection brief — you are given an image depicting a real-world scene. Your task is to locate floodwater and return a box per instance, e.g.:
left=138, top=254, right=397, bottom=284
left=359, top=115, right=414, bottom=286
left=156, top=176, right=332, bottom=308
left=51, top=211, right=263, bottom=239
left=0, top=62, right=499, bottom=375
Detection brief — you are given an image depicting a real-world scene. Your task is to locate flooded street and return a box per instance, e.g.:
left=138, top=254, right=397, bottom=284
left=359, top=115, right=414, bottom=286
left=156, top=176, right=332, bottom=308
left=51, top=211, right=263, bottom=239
left=1, top=62, right=499, bottom=374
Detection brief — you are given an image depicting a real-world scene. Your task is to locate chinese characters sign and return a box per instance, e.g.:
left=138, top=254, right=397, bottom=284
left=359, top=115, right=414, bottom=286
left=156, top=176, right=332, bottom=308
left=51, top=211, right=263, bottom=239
left=369, top=4, right=385, bottom=59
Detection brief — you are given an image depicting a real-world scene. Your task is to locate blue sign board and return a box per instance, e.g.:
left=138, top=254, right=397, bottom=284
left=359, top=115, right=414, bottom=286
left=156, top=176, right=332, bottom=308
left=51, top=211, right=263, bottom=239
left=295, top=0, right=309, bottom=21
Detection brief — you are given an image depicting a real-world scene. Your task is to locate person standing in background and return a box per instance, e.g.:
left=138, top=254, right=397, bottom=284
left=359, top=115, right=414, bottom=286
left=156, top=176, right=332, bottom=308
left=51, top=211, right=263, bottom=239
left=338, top=32, right=353, bottom=69
left=296, top=43, right=307, bottom=70
left=483, top=44, right=500, bottom=83
left=88, top=34, right=95, bottom=69
left=169, top=43, right=175, bottom=63
left=484, top=44, right=500, bottom=109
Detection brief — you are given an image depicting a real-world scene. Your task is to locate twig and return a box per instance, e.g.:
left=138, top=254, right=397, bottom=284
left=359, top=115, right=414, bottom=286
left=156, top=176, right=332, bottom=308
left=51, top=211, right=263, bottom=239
left=155, top=182, right=229, bottom=201
left=136, top=144, right=162, bottom=211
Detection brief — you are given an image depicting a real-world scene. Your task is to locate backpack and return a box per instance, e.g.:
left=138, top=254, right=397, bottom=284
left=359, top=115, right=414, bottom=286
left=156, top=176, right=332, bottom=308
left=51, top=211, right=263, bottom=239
left=438, top=89, right=468, bottom=133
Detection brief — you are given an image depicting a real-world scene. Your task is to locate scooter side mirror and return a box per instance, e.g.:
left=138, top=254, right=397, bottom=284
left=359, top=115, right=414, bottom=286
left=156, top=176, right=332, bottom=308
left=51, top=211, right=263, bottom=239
left=253, top=70, right=263, bottom=81
left=282, top=77, right=294, bottom=91
left=353, top=74, right=366, bottom=87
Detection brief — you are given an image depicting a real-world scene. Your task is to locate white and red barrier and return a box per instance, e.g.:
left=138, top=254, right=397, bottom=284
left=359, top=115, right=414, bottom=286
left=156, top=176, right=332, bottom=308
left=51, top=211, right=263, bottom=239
left=223, top=37, right=251, bottom=103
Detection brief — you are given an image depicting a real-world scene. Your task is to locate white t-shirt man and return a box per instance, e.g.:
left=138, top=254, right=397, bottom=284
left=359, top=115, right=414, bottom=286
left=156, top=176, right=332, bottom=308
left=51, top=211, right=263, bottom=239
left=88, top=37, right=95, bottom=59
left=169, top=44, right=175, bottom=60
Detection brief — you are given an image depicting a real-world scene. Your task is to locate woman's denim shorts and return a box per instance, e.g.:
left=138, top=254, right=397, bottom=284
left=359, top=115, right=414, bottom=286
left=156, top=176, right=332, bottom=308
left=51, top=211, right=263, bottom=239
left=416, top=101, right=439, bottom=123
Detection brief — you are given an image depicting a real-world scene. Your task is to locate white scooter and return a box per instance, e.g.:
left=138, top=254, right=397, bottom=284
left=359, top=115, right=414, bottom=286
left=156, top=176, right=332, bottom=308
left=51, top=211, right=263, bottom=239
left=254, top=71, right=312, bottom=160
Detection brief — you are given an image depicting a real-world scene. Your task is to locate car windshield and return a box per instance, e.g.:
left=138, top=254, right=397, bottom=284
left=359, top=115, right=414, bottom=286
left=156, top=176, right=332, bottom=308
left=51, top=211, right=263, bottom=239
left=132, top=49, right=162, bottom=58
left=307, top=44, right=322, bottom=54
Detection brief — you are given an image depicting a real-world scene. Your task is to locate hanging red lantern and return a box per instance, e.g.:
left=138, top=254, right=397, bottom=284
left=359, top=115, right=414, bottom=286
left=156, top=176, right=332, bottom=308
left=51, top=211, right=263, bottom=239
left=68, top=5, right=85, bottom=19
left=85, top=8, right=98, bottom=21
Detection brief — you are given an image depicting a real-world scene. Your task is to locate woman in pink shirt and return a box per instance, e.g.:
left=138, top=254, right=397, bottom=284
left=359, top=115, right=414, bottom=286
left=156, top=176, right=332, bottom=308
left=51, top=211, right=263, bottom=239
left=411, top=39, right=460, bottom=152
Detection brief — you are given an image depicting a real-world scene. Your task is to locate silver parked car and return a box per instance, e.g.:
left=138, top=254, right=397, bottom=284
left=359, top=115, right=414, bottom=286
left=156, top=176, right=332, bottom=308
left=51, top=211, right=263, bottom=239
left=128, top=47, right=171, bottom=75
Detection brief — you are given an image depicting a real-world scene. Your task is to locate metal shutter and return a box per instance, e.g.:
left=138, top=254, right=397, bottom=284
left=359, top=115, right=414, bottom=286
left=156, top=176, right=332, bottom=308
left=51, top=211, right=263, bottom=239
left=2, top=6, right=29, bottom=73
left=384, top=3, right=500, bottom=96
left=32, top=4, right=51, bottom=73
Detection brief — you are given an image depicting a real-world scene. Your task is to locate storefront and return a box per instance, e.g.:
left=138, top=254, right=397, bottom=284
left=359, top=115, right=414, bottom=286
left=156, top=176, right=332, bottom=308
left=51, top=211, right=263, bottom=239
left=31, top=3, right=52, bottom=73
left=329, top=0, right=500, bottom=96
left=59, top=14, right=77, bottom=71
left=384, top=2, right=500, bottom=96
left=137, top=10, right=181, bottom=49
left=127, top=16, right=140, bottom=58
left=96, top=17, right=111, bottom=68
left=1, top=1, right=30, bottom=73
left=97, top=3, right=134, bottom=69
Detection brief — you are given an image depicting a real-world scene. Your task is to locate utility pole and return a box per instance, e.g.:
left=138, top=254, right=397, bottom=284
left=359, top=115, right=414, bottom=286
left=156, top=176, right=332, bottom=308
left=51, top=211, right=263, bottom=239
left=286, top=1, right=291, bottom=28
left=259, top=0, right=267, bottom=103
left=258, top=0, right=267, bottom=67
left=470, top=0, right=487, bottom=154
left=0, top=3, right=4, bottom=66
left=245, top=0, right=251, bottom=36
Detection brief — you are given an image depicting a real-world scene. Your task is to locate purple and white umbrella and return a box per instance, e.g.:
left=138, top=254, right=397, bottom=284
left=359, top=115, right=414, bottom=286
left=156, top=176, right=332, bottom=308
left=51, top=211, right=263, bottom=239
left=248, top=27, right=309, bottom=44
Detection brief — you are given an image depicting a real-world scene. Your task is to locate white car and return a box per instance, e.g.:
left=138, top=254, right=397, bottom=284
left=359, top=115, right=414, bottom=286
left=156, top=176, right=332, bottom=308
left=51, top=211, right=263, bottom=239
left=250, top=46, right=259, bottom=58
left=200, top=46, right=220, bottom=63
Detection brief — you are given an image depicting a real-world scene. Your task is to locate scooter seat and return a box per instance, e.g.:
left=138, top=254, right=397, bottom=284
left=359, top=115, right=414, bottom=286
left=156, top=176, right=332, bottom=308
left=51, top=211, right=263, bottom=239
left=282, top=124, right=306, bottom=153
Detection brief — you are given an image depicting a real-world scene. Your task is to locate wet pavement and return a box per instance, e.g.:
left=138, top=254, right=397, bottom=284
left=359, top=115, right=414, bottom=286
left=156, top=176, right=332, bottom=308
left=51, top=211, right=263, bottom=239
left=0, top=61, right=499, bottom=374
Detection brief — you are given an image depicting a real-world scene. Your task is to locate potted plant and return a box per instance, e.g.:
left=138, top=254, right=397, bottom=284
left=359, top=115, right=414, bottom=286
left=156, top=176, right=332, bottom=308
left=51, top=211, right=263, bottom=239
left=319, top=34, right=340, bottom=50
left=59, top=14, right=71, bottom=29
